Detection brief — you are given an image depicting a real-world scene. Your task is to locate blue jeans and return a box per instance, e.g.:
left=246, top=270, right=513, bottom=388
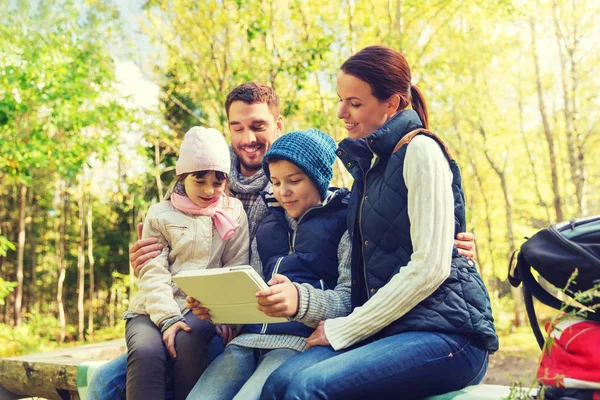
left=88, top=334, right=225, bottom=400
left=187, top=345, right=298, bottom=400
left=261, top=331, right=488, bottom=400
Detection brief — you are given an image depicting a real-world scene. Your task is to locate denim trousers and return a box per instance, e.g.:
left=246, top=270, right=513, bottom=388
left=260, top=331, right=489, bottom=400
left=187, top=345, right=298, bottom=400
left=87, top=316, right=225, bottom=400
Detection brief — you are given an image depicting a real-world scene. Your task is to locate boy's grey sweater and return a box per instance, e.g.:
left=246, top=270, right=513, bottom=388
left=229, top=193, right=352, bottom=353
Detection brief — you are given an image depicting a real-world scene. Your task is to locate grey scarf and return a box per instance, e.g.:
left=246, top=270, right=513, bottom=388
left=228, top=145, right=270, bottom=241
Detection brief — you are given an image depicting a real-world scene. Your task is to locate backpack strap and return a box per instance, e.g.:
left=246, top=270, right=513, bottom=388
left=392, top=128, right=455, bottom=161
left=512, top=250, right=600, bottom=350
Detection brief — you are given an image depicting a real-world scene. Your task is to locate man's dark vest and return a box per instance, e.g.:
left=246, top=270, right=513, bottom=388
left=242, top=189, right=349, bottom=337
left=337, top=110, right=498, bottom=352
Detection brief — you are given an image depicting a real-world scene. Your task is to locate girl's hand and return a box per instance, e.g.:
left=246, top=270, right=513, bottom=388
left=216, top=325, right=237, bottom=345
left=186, top=296, right=211, bottom=320
left=455, top=232, right=476, bottom=259
left=256, top=274, right=299, bottom=318
left=306, top=321, right=331, bottom=349
left=162, top=321, right=191, bottom=358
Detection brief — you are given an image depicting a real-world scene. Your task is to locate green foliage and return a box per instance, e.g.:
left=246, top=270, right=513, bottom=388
left=0, top=0, right=129, bottom=183
left=0, top=278, right=17, bottom=306
left=0, top=314, right=66, bottom=357
left=0, top=235, right=15, bottom=257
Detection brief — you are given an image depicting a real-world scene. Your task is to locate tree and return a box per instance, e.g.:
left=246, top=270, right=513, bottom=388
left=0, top=0, right=130, bottom=337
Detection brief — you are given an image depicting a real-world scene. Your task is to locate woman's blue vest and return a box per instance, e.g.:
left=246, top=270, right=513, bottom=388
left=337, top=110, right=498, bottom=352
left=242, top=189, right=349, bottom=338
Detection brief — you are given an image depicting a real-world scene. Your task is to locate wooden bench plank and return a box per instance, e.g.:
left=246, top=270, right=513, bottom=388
left=0, top=339, right=125, bottom=400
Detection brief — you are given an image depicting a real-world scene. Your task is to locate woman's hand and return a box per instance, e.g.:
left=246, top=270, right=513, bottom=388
left=216, top=325, right=237, bottom=345
left=306, top=321, right=331, bottom=349
left=256, top=274, right=299, bottom=318
left=455, top=232, right=476, bottom=259
left=129, top=223, right=164, bottom=276
left=162, top=321, right=191, bottom=358
left=186, top=296, right=211, bottom=320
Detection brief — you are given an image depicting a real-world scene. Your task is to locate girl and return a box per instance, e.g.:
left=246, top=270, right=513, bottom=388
left=124, top=126, right=249, bottom=400
left=261, top=46, right=499, bottom=399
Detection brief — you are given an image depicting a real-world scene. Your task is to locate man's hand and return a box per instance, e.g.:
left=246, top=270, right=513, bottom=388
left=216, top=325, right=237, bottom=345
left=162, top=321, right=191, bottom=359
left=306, top=321, right=331, bottom=349
left=129, top=222, right=164, bottom=276
left=455, top=232, right=476, bottom=259
left=186, top=296, right=212, bottom=321
left=256, top=274, right=299, bottom=318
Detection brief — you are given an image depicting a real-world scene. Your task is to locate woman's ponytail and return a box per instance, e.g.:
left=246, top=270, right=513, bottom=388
left=410, top=84, right=429, bottom=130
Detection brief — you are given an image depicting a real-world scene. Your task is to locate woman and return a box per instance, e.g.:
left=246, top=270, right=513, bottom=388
left=259, top=46, right=498, bottom=399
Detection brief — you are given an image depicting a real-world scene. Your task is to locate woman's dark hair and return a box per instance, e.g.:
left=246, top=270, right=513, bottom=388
left=178, top=170, right=230, bottom=196
left=340, top=46, right=429, bottom=129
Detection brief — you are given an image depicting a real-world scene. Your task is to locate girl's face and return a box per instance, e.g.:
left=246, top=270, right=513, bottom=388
left=268, top=160, right=322, bottom=219
left=336, top=72, right=397, bottom=139
left=183, top=171, right=226, bottom=208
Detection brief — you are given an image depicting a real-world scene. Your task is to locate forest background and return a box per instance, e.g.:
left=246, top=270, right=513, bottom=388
left=0, top=0, right=598, bottom=383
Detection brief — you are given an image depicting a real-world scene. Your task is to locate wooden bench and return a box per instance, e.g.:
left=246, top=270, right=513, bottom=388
left=0, top=339, right=125, bottom=400
left=1, top=340, right=529, bottom=400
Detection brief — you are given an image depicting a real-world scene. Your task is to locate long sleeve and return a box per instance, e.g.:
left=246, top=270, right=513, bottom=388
left=293, top=231, right=352, bottom=327
left=249, top=236, right=264, bottom=278
left=220, top=202, right=250, bottom=268
left=324, top=135, right=455, bottom=350
left=138, top=207, right=182, bottom=326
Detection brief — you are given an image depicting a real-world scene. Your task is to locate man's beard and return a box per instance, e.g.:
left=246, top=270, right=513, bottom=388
left=239, top=158, right=262, bottom=173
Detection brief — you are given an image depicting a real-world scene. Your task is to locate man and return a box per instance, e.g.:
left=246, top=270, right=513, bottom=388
left=88, top=82, right=476, bottom=399
left=88, top=83, right=283, bottom=400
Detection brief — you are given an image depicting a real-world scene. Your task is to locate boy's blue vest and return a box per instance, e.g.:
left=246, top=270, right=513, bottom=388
left=337, top=110, right=499, bottom=352
left=242, top=188, right=349, bottom=337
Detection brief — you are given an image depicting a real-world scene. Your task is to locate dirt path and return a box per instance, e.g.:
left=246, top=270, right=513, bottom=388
left=484, top=353, right=540, bottom=386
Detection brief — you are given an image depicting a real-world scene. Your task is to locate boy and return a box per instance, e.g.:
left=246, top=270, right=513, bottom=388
left=186, top=129, right=352, bottom=400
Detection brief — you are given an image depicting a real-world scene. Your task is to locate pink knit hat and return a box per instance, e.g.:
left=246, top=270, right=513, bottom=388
left=176, top=127, right=231, bottom=176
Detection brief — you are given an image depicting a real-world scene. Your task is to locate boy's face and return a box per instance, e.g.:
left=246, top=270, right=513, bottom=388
left=268, top=160, right=322, bottom=219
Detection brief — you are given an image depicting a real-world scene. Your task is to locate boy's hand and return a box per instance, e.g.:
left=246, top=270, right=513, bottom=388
left=455, top=232, right=476, bottom=259
left=216, top=325, right=237, bottom=345
left=306, top=321, right=330, bottom=349
left=256, top=274, right=299, bottom=318
left=162, top=321, right=191, bottom=359
left=129, top=223, right=164, bottom=276
left=186, top=296, right=212, bottom=320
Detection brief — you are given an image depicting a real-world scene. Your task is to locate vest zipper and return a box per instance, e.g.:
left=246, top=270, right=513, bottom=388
left=359, top=141, right=379, bottom=300
left=261, top=256, right=285, bottom=335
left=273, top=256, right=284, bottom=275
left=290, top=204, right=322, bottom=252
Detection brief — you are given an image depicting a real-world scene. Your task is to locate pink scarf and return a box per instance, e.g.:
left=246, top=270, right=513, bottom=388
left=170, top=193, right=238, bottom=240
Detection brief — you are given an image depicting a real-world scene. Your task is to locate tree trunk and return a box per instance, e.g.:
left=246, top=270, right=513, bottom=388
left=87, top=198, right=95, bottom=340
left=109, top=284, right=116, bottom=328
left=345, top=0, right=356, bottom=54
left=77, top=187, right=86, bottom=341
left=154, top=140, right=164, bottom=200
left=15, top=183, right=27, bottom=326
left=479, top=125, right=524, bottom=327
left=530, top=17, right=563, bottom=222
left=57, top=189, right=68, bottom=344
left=517, top=57, right=551, bottom=224
left=28, top=214, right=37, bottom=313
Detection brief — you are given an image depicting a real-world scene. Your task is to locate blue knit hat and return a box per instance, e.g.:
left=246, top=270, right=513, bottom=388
left=263, top=128, right=337, bottom=200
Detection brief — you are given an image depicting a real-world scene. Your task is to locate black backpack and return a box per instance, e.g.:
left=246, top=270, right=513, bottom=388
left=508, top=215, right=600, bottom=349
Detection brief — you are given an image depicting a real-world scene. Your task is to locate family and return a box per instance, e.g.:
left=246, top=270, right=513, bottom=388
left=89, top=45, right=498, bottom=400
